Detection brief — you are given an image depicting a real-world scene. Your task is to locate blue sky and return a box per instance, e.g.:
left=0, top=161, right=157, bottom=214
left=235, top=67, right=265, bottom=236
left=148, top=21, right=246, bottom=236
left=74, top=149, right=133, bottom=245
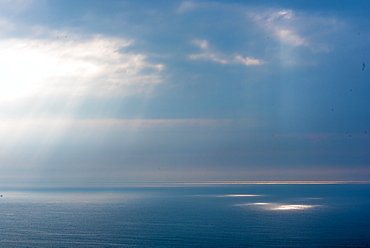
left=0, top=0, right=369, bottom=185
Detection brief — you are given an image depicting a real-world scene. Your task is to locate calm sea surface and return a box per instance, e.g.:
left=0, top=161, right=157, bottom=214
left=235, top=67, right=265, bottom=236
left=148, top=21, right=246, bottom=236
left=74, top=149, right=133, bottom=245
left=0, top=184, right=369, bottom=247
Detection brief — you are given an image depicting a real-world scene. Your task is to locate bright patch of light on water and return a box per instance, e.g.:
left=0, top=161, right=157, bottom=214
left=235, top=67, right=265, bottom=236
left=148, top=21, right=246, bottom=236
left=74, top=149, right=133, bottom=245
left=236, top=202, right=320, bottom=211
left=272, top=204, right=316, bottom=210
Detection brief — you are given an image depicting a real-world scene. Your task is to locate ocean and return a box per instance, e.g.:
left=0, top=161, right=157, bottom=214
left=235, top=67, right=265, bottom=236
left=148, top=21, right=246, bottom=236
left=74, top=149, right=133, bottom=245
left=0, top=184, right=369, bottom=247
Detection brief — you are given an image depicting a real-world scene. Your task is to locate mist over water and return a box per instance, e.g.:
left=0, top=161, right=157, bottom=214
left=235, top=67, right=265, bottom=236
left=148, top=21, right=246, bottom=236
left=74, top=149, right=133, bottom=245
left=0, top=184, right=369, bottom=247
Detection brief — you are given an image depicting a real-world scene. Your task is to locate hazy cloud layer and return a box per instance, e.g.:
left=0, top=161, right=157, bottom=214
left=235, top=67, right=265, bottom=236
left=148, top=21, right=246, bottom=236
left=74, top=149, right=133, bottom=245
left=0, top=0, right=369, bottom=185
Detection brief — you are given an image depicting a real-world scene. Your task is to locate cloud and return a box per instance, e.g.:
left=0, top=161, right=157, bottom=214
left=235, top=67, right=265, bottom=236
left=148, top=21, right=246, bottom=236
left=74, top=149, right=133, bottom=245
left=0, top=118, right=260, bottom=133
left=0, top=117, right=261, bottom=149
left=234, top=55, right=263, bottom=65
left=193, top=39, right=209, bottom=49
left=189, top=39, right=263, bottom=66
left=248, top=8, right=342, bottom=53
left=0, top=117, right=262, bottom=178
left=177, top=1, right=197, bottom=14
left=189, top=53, right=229, bottom=64
left=249, top=9, right=308, bottom=47
left=0, top=25, right=165, bottom=100
left=189, top=39, right=228, bottom=64
left=273, top=133, right=370, bottom=142
left=276, top=29, right=307, bottom=46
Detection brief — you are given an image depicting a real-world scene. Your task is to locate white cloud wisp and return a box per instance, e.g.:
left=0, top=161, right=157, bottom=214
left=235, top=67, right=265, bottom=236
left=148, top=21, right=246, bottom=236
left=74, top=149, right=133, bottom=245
left=189, top=39, right=263, bottom=66
left=0, top=31, right=165, bottom=101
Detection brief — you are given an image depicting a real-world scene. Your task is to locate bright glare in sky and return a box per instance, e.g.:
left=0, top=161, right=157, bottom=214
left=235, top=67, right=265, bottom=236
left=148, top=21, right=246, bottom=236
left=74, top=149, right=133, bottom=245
left=0, top=38, right=104, bottom=100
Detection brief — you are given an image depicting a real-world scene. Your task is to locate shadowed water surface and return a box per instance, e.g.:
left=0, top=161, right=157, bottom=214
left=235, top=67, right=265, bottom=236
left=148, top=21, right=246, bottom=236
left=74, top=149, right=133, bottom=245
left=0, top=185, right=369, bottom=247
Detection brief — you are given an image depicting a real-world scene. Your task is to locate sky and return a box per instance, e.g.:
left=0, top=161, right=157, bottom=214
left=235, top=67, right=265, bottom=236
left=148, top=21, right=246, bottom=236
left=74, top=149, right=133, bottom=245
left=0, top=0, right=369, bottom=186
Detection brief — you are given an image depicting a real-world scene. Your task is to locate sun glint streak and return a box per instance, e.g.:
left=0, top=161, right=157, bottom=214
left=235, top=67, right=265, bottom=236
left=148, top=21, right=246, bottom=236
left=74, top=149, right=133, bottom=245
left=236, top=202, right=320, bottom=211
left=272, top=204, right=315, bottom=210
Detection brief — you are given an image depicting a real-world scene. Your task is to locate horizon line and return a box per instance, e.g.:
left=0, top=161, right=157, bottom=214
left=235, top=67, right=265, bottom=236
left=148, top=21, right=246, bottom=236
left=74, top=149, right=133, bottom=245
left=1, top=180, right=370, bottom=189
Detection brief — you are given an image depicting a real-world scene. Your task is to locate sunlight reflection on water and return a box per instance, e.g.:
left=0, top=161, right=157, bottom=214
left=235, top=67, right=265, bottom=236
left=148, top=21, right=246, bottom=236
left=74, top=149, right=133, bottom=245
left=236, top=202, right=320, bottom=211
left=271, top=204, right=317, bottom=210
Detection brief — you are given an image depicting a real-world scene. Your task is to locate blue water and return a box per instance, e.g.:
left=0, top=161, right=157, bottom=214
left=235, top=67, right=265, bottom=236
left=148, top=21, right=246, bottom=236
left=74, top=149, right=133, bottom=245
left=0, top=184, right=369, bottom=247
